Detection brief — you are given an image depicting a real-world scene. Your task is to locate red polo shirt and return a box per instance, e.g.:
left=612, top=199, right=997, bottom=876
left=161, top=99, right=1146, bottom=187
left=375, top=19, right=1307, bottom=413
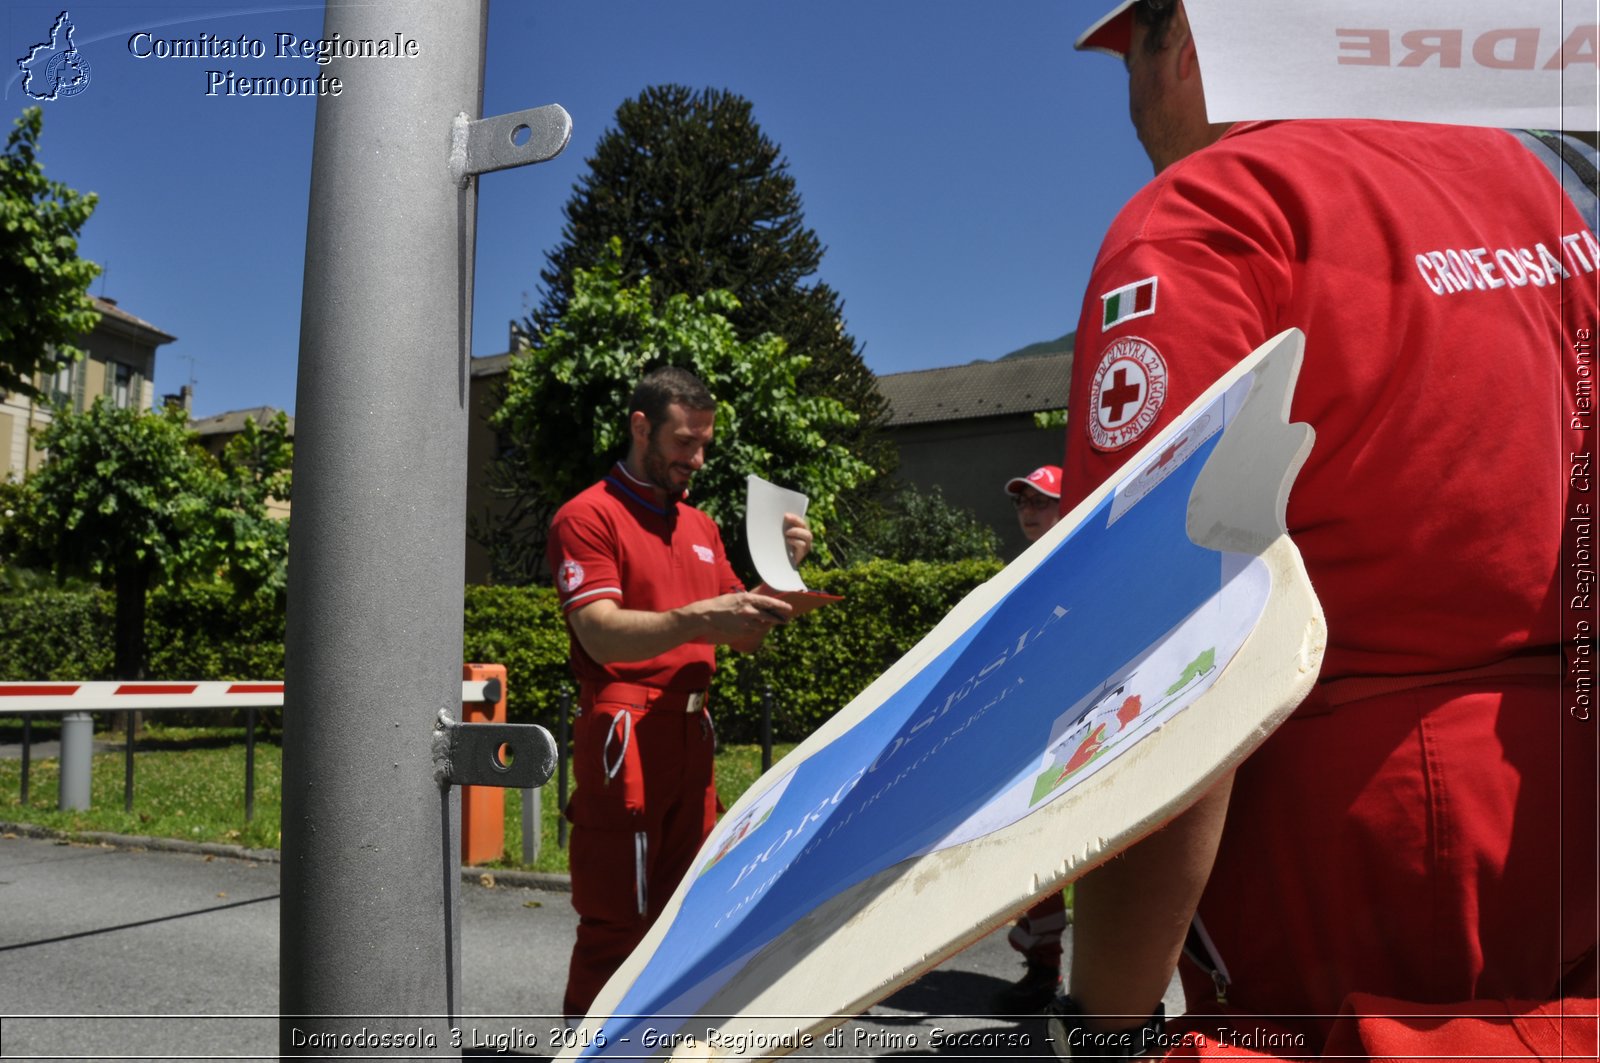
left=1058, top=118, right=1598, bottom=1043
left=1061, top=120, right=1595, bottom=681
left=549, top=463, right=744, bottom=691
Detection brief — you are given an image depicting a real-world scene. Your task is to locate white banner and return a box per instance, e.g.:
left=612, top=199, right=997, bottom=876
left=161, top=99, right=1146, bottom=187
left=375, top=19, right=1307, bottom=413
left=1187, top=0, right=1599, bottom=131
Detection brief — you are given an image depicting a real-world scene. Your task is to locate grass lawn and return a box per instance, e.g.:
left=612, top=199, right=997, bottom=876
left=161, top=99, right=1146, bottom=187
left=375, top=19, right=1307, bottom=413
left=0, top=719, right=796, bottom=875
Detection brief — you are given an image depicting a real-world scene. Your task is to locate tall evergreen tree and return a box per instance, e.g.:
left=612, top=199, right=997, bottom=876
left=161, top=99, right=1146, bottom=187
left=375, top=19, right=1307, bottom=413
left=526, top=84, right=891, bottom=487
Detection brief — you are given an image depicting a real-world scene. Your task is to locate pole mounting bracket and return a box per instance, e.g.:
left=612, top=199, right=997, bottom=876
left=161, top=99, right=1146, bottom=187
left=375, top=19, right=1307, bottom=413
left=432, top=710, right=558, bottom=789
left=450, top=103, right=571, bottom=186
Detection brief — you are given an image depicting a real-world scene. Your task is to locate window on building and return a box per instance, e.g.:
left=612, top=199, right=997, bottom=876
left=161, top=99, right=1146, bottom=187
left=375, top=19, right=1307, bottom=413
left=111, top=362, right=134, bottom=409
left=50, top=362, right=75, bottom=408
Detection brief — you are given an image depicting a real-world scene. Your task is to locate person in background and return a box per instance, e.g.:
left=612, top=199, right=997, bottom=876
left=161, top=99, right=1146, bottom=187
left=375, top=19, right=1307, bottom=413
left=1008, top=464, right=1064, bottom=549
left=992, top=463, right=1069, bottom=1014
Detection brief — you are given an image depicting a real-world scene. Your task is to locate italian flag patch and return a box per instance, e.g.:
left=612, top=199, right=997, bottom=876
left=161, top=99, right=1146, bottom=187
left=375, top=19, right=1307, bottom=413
left=1101, top=277, right=1158, bottom=329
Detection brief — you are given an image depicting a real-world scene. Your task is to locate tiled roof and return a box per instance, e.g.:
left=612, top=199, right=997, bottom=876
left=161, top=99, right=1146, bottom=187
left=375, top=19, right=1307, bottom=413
left=190, top=406, right=294, bottom=437
left=470, top=347, right=1077, bottom=428
left=91, top=296, right=175, bottom=344
left=876, top=352, right=1074, bottom=426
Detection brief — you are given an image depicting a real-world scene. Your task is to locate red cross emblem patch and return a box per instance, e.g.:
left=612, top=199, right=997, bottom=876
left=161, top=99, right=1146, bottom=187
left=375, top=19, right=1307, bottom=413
left=1088, top=336, right=1168, bottom=451
left=558, top=558, right=586, bottom=593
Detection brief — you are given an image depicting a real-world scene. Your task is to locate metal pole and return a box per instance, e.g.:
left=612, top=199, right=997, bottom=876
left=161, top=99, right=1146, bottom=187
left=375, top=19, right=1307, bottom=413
left=280, top=1, right=486, bottom=1051
left=557, top=687, right=571, bottom=850
left=123, top=711, right=134, bottom=812
left=520, top=785, right=540, bottom=866
left=245, top=706, right=256, bottom=823
left=58, top=712, right=91, bottom=811
left=20, top=717, right=30, bottom=805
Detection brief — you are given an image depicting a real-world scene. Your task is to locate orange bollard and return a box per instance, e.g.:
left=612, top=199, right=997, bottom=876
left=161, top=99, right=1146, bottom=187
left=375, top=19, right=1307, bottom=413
left=460, top=662, right=508, bottom=866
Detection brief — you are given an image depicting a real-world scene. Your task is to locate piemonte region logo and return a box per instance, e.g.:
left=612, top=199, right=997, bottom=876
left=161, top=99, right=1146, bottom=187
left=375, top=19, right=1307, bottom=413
left=18, top=11, right=92, bottom=101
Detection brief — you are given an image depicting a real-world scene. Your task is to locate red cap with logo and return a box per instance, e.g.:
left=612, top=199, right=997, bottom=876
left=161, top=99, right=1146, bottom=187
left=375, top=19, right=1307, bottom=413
left=1005, top=465, right=1063, bottom=499
left=1076, top=0, right=1138, bottom=59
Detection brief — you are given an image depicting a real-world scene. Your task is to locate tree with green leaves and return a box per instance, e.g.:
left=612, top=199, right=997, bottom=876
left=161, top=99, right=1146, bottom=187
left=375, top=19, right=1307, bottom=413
left=208, top=411, right=294, bottom=595
left=0, top=106, right=101, bottom=400
left=0, top=402, right=292, bottom=680
left=489, top=240, right=872, bottom=583
left=833, top=481, right=1000, bottom=566
left=527, top=84, right=891, bottom=487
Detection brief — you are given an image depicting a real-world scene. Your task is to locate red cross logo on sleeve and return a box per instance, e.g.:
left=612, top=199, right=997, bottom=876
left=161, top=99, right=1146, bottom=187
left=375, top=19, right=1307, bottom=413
left=1087, top=337, right=1169, bottom=452
left=1100, top=368, right=1144, bottom=423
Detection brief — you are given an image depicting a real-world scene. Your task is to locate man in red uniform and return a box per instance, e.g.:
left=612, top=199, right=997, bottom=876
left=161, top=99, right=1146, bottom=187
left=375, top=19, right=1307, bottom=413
left=1050, top=2, right=1598, bottom=1058
left=995, top=463, right=1072, bottom=1013
left=548, top=366, right=812, bottom=1020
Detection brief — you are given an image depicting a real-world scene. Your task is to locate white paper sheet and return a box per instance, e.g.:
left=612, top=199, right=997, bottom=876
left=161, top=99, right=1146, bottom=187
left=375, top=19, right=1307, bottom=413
left=745, top=474, right=810, bottom=593
left=1187, top=0, right=1599, bottom=131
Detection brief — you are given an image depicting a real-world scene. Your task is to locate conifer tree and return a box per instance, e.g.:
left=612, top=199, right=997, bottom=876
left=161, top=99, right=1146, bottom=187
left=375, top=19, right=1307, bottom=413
left=527, top=84, right=890, bottom=479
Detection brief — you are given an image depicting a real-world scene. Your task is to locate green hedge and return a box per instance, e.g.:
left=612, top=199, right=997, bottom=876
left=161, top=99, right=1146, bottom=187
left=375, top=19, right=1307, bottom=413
left=0, top=584, right=285, bottom=683
left=0, top=558, right=1003, bottom=743
left=461, top=582, right=572, bottom=731
left=0, top=587, right=113, bottom=680
left=147, top=584, right=287, bottom=680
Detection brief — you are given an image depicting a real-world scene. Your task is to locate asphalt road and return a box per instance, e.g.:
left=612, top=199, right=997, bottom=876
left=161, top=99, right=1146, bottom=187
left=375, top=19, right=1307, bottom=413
left=0, top=833, right=1183, bottom=1061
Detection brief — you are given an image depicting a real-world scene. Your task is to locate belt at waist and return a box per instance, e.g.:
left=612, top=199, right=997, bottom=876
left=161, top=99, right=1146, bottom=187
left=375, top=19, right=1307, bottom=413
left=1299, top=651, right=1560, bottom=717
left=580, top=682, right=708, bottom=713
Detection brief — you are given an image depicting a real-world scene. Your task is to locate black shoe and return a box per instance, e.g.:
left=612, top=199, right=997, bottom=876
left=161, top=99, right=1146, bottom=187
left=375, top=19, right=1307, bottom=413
left=1043, top=993, right=1075, bottom=1059
left=990, top=961, right=1061, bottom=1014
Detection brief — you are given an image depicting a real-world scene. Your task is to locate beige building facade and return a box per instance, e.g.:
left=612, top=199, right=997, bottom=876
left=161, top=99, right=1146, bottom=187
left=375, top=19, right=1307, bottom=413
left=1, top=296, right=174, bottom=480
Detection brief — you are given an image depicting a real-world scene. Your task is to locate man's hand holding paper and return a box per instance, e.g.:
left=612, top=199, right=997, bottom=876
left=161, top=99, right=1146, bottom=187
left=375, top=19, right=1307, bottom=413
left=746, top=475, right=842, bottom=617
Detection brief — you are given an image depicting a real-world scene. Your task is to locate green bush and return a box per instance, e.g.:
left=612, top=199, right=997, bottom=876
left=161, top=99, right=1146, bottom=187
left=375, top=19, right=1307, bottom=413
left=0, top=559, right=1003, bottom=744
left=147, top=584, right=286, bottom=681
left=0, top=586, right=113, bottom=680
left=462, top=583, right=572, bottom=731
left=0, top=583, right=286, bottom=683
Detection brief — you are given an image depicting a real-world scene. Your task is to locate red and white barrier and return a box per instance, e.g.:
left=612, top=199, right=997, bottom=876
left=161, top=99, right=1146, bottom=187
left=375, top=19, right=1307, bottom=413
left=0, top=680, right=497, bottom=713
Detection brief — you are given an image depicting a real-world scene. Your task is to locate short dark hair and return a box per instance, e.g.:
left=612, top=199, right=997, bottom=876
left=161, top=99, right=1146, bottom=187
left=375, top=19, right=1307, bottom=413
left=1133, top=0, right=1178, bottom=54
left=629, top=366, right=715, bottom=428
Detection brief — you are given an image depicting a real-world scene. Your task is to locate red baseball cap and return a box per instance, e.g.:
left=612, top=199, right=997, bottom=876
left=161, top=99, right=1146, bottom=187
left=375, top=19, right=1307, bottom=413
left=1005, top=465, right=1063, bottom=499
left=1076, top=0, right=1137, bottom=59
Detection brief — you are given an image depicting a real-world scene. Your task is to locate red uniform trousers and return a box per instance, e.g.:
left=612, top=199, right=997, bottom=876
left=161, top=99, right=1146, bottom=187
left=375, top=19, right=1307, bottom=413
left=563, top=683, right=720, bottom=1019
left=1167, top=670, right=1598, bottom=1058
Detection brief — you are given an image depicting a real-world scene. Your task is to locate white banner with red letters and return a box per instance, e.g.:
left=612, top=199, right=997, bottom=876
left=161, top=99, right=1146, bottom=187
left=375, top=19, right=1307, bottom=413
left=1187, top=0, right=1599, bottom=131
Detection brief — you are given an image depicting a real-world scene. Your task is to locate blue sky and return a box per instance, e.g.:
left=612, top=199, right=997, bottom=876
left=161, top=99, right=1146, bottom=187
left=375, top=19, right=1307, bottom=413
left=5, top=1, right=1150, bottom=420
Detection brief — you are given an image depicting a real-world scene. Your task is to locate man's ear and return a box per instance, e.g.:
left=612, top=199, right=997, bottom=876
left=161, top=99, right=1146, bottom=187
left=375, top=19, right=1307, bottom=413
left=629, top=410, right=651, bottom=450
left=1173, top=2, right=1200, bottom=82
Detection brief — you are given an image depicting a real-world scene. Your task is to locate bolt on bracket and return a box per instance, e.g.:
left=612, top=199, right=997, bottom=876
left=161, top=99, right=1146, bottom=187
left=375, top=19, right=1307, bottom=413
left=432, top=710, right=558, bottom=789
left=450, top=103, right=571, bottom=186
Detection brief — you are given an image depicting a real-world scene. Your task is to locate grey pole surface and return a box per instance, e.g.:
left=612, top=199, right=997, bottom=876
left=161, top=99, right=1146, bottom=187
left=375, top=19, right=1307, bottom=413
left=280, top=1, right=487, bottom=1053
left=57, top=712, right=91, bottom=810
